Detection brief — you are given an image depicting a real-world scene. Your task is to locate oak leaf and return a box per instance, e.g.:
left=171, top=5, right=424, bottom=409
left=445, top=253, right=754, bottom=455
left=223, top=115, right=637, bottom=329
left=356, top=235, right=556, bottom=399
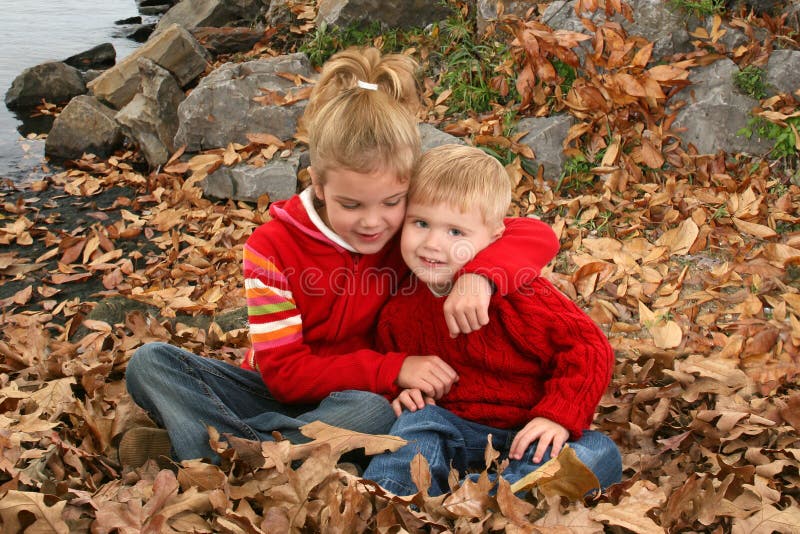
left=591, top=480, right=666, bottom=533
left=0, top=491, right=69, bottom=534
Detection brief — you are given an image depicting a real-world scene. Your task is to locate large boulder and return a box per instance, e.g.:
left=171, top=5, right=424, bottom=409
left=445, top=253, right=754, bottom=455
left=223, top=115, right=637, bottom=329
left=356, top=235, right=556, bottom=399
left=515, top=114, right=575, bottom=180
left=115, top=58, right=185, bottom=168
left=476, top=0, right=536, bottom=35
left=766, top=49, right=800, bottom=96
left=64, top=43, right=117, bottom=71
left=419, top=123, right=464, bottom=152
left=174, top=53, right=315, bottom=151
left=156, top=0, right=266, bottom=33
left=542, top=0, right=693, bottom=60
left=203, top=153, right=300, bottom=202
left=191, top=26, right=265, bottom=55
left=672, top=59, right=772, bottom=156
left=87, top=23, right=210, bottom=109
left=5, top=62, right=87, bottom=109
left=44, top=95, right=123, bottom=160
left=316, top=0, right=453, bottom=29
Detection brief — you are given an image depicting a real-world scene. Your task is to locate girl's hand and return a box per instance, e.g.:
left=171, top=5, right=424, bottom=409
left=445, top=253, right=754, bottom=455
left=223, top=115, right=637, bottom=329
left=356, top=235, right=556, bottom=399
left=443, top=273, right=492, bottom=337
left=391, top=388, right=436, bottom=416
left=509, top=417, right=569, bottom=463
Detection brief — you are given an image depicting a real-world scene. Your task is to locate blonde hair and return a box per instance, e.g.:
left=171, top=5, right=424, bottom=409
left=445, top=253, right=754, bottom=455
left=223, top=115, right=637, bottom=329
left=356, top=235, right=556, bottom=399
left=303, top=47, right=422, bottom=181
left=409, top=144, right=512, bottom=227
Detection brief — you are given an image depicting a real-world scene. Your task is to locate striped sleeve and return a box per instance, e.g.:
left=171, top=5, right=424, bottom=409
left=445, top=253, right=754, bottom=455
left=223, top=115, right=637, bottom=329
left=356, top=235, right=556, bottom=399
left=243, top=244, right=302, bottom=364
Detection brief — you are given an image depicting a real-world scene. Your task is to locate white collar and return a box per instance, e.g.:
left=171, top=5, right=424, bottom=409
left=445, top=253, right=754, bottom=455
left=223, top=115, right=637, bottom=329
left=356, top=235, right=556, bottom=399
left=300, top=187, right=357, bottom=253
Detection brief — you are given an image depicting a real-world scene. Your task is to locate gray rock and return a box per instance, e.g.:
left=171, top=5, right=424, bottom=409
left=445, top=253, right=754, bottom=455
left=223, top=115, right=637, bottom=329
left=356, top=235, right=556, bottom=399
left=316, top=0, right=453, bottom=29
left=732, top=0, right=782, bottom=16
left=123, top=23, right=156, bottom=43
left=476, top=0, right=535, bottom=35
left=191, top=26, right=265, bottom=55
left=82, top=70, right=105, bottom=84
left=116, top=16, right=143, bottom=25
left=419, top=123, right=464, bottom=152
left=140, top=4, right=173, bottom=15
left=5, top=61, right=87, bottom=109
left=88, top=23, right=210, bottom=109
left=673, top=59, right=772, bottom=156
left=515, top=114, right=575, bottom=180
left=174, top=53, right=315, bottom=151
left=156, top=0, right=266, bottom=33
left=766, top=49, right=800, bottom=96
left=264, top=0, right=293, bottom=27
left=64, top=43, right=116, bottom=71
left=542, top=0, right=692, bottom=60
left=704, top=17, right=749, bottom=52
left=115, top=58, right=185, bottom=168
left=203, top=153, right=299, bottom=202
left=44, top=95, right=123, bottom=160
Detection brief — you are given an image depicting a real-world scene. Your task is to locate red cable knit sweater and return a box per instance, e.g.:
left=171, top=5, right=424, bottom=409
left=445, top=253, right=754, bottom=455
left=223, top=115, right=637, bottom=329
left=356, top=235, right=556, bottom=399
left=377, top=276, right=614, bottom=440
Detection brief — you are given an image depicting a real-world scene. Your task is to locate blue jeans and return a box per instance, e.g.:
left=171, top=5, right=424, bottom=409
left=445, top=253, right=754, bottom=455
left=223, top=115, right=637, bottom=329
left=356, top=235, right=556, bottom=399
left=125, top=342, right=396, bottom=463
left=363, top=405, right=622, bottom=496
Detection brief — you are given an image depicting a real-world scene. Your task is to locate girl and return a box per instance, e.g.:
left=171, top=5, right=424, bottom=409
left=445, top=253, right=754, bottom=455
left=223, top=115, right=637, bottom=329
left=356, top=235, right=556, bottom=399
left=122, top=47, right=558, bottom=467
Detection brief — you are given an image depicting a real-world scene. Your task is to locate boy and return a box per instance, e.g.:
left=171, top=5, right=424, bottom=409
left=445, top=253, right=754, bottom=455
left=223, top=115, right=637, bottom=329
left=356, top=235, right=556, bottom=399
left=363, top=144, right=622, bottom=495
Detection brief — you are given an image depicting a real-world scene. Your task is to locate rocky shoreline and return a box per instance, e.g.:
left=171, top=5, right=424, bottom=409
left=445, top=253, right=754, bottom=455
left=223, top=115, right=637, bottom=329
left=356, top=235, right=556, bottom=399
left=5, top=1, right=800, bottom=203
left=3, top=0, right=800, bottom=329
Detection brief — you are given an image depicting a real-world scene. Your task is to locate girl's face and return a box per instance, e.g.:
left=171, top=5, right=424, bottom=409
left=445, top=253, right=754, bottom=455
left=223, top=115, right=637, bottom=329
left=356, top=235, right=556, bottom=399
left=311, top=166, right=408, bottom=255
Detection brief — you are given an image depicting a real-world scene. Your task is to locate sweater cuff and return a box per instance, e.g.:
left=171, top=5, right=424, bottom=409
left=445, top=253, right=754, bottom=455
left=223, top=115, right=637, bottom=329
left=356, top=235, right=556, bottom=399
left=377, top=351, right=406, bottom=398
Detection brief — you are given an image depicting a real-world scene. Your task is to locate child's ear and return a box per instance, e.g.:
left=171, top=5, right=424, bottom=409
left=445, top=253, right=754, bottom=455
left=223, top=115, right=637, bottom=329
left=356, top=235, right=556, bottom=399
left=490, top=223, right=505, bottom=243
left=309, top=167, right=324, bottom=202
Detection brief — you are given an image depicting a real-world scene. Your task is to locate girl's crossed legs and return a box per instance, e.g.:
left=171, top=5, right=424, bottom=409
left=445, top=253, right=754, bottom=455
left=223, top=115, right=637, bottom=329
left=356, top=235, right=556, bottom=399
left=126, top=342, right=396, bottom=463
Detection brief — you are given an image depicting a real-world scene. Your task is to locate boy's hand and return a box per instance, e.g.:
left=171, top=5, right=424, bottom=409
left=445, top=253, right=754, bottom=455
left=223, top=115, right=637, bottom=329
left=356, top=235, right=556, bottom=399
left=443, top=273, right=492, bottom=337
left=397, top=355, right=458, bottom=399
left=391, top=388, right=436, bottom=416
left=509, top=417, right=569, bottom=463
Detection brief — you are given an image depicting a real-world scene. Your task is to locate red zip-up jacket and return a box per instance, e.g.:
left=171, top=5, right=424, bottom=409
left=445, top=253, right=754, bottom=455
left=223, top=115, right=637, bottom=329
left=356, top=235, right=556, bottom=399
left=241, top=189, right=560, bottom=404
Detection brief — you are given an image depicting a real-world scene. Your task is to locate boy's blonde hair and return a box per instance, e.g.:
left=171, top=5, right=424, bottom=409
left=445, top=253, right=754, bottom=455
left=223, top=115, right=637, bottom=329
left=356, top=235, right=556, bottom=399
left=303, top=47, right=421, bottom=182
left=409, top=144, right=512, bottom=227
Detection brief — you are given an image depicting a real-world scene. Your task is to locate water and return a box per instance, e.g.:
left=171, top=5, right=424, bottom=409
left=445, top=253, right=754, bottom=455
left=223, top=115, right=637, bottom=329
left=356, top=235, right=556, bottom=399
left=0, top=0, right=145, bottom=182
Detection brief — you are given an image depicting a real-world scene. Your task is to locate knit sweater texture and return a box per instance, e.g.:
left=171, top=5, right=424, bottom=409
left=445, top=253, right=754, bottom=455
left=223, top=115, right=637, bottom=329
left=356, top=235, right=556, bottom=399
left=377, top=276, right=614, bottom=440
left=241, top=190, right=560, bottom=404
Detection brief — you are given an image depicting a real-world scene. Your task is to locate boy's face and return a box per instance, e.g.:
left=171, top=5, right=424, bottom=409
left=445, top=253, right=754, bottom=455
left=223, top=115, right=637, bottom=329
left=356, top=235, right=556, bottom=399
left=401, top=201, right=502, bottom=293
left=311, top=166, right=408, bottom=255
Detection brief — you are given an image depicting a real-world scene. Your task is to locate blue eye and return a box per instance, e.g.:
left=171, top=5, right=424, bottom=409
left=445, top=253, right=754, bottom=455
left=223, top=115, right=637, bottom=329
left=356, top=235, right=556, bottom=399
left=414, top=220, right=429, bottom=228
left=448, top=228, right=463, bottom=237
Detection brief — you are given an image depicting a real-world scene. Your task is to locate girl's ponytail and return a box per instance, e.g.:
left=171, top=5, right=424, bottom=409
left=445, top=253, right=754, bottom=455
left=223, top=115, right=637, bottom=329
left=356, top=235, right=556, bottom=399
left=302, top=47, right=422, bottom=183
left=302, top=47, right=420, bottom=128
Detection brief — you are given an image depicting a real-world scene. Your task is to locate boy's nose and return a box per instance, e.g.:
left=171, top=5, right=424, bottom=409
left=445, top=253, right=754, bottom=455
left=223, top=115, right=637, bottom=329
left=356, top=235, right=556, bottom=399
left=422, top=232, right=441, bottom=250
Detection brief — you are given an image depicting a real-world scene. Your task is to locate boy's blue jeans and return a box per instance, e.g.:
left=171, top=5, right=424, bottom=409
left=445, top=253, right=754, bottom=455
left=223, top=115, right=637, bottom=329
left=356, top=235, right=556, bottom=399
left=125, top=342, right=396, bottom=463
left=363, top=404, right=622, bottom=496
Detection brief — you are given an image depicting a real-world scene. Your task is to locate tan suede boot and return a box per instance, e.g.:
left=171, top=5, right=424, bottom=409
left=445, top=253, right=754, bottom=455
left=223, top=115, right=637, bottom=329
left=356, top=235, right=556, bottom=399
left=118, top=427, right=173, bottom=470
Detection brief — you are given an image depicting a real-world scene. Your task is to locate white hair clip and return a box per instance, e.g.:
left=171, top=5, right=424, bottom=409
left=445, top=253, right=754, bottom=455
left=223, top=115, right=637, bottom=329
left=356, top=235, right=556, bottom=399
left=356, top=80, right=379, bottom=91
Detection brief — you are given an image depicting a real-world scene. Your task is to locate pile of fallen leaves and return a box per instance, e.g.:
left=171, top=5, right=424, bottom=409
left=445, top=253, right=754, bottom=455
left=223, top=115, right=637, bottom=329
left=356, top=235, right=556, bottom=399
left=2, top=1, right=800, bottom=532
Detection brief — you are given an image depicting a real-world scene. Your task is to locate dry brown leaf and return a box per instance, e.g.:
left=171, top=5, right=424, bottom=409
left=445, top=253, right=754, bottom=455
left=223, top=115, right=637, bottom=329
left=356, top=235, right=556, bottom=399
left=732, top=218, right=778, bottom=239
left=731, top=502, right=800, bottom=534
left=656, top=219, right=699, bottom=256
left=0, top=491, right=69, bottom=534
left=591, top=480, right=667, bottom=533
